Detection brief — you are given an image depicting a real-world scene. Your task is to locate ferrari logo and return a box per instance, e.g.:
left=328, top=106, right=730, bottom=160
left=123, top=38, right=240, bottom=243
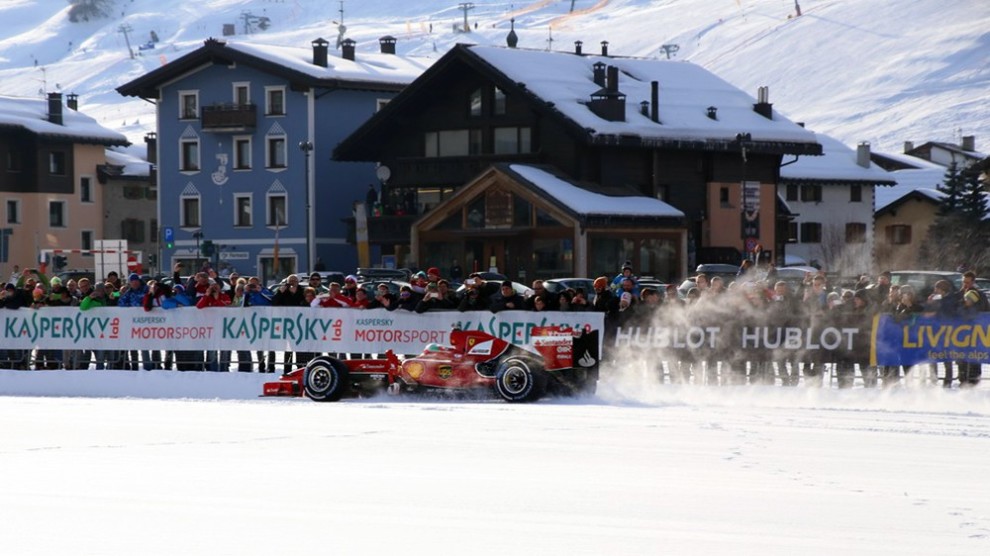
left=438, top=365, right=453, bottom=380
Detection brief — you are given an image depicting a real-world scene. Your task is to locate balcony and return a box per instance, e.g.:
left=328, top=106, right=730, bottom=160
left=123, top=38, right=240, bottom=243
left=201, top=103, right=257, bottom=132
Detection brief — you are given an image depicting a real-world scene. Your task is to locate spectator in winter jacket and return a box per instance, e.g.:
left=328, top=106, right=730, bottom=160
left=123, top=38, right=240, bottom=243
left=415, top=282, right=453, bottom=313
left=119, top=273, right=151, bottom=370
left=491, top=280, right=525, bottom=313
left=394, top=285, right=419, bottom=311
left=313, top=282, right=355, bottom=308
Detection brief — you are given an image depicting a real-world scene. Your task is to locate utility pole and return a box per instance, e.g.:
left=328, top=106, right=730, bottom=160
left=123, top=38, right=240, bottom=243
left=570, top=0, right=577, bottom=12
left=299, top=141, right=314, bottom=271
left=118, top=24, right=135, bottom=59
left=546, top=25, right=554, bottom=51
left=458, top=3, right=474, bottom=32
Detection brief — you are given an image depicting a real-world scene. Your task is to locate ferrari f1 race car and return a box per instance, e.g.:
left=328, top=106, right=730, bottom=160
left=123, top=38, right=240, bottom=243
left=263, top=326, right=600, bottom=403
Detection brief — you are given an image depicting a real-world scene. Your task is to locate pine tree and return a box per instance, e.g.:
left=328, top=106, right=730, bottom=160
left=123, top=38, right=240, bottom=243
left=935, top=162, right=964, bottom=216
left=921, top=162, right=990, bottom=271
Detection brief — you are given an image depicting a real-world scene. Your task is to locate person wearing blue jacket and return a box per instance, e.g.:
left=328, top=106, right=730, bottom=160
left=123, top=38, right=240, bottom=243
left=118, top=273, right=151, bottom=370
left=244, top=277, right=274, bottom=372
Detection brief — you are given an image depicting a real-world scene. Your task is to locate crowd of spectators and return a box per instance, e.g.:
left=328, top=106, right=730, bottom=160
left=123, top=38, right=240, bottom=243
left=2, top=261, right=987, bottom=387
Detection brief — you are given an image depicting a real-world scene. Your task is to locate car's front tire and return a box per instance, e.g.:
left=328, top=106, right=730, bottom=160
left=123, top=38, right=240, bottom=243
left=303, top=357, right=349, bottom=402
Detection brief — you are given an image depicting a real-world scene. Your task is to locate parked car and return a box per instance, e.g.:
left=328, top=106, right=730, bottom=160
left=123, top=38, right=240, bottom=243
left=268, top=271, right=346, bottom=290
left=55, top=269, right=95, bottom=285
left=543, top=277, right=597, bottom=302
left=888, top=270, right=963, bottom=299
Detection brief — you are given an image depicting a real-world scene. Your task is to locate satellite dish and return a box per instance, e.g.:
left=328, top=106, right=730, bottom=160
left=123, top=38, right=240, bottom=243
left=376, top=164, right=391, bottom=182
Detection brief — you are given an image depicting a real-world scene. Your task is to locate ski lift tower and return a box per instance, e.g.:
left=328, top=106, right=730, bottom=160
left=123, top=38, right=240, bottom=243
left=458, top=3, right=475, bottom=32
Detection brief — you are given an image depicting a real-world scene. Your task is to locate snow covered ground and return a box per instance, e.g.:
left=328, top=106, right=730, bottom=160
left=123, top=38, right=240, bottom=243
left=2, top=368, right=990, bottom=555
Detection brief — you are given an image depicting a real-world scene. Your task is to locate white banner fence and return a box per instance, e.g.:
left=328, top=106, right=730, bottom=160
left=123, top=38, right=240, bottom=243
left=1, top=307, right=603, bottom=355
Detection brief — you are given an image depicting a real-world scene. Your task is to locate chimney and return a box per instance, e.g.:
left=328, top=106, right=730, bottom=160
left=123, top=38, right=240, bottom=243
left=606, top=65, right=619, bottom=93
left=47, top=92, right=63, bottom=125
left=574, top=40, right=583, bottom=55
left=592, top=62, right=606, bottom=87
left=753, top=85, right=772, bottom=119
left=856, top=141, right=871, bottom=168
left=796, top=122, right=805, bottom=128
left=640, top=101, right=649, bottom=117
left=144, top=132, right=158, bottom=165
left=311, top=38, right=329, bottom=67
left=903, top=141, right=914, bottom=153
left=651, top=81, right=659, bottom=123
left=588, top=65, right=626, bottom=122
left=707, top=106, right=717, bottom=120
left=961, top=135, right=975, bottom=151
left=600, top=41, right=609, bottom=56
left=341, top=38, right=356, bottom=61
left=66, top=93, right=79, bottom=111
left=379, top=35, right=397, bottom=54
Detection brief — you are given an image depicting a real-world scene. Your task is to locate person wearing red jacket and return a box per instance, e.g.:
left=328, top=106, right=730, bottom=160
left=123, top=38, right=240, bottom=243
left=196, top=283, right=231, bottom=371
left=313, top=282, right=355, bottom=308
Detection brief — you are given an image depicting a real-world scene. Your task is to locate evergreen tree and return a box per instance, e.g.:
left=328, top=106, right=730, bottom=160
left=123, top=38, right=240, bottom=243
left=921, top=162, right=990, bottom=271
left=935, top=162, right=964, bottom=216
left=67, top=0, right=115, bottom=23
left=959, top=164, right=988, bottom=223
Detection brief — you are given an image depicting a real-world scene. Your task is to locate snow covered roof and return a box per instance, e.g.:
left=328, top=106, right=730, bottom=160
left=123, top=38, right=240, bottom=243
left=0, top=95, right=128, bottom=146
left=104, top=148, right=151, bottom=177
left=875, top=167, right=945, bottom=213
left=468, top=46, right=819, bottom=151
left=506, top=164, right=684, bottom=219
left=118, top=38, right=432, bottom=99
left=226, top=41, right=432, bottom=86
left=780, top=134, right=895, bottom=185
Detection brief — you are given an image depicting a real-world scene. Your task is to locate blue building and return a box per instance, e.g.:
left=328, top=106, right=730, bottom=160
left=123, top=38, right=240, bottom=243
left=118, top=37, right=430, bottom=282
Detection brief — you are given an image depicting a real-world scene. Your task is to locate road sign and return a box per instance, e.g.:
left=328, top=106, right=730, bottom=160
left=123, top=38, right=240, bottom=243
left=164, top=227, right=174, bottom=247
left=745, top=237, right=759, bottom=252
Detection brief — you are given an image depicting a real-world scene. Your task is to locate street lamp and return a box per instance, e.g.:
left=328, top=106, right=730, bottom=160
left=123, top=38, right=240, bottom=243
left=192, top=230, right=204, bottom=270
left=299, top=140, right=314, bottom=271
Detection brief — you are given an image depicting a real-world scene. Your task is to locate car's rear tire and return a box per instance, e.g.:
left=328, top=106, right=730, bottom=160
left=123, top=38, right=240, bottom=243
left=495, top=358, right=547, bottom=402
left=303, top=357, right=349, bottom=402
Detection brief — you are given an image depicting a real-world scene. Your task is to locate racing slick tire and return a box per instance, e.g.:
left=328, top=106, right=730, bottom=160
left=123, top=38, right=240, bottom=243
left=303, top=357, right=349, bottom=402
left=494, top=357, right=547, bottom=403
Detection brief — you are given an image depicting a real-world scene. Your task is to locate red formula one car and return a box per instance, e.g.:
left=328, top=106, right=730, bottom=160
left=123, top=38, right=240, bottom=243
left=263, top=326, right=600, bottom=403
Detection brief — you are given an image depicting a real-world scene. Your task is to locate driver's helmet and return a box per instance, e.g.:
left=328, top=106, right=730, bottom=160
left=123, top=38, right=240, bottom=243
left=425, top=343, right=443, bottom=352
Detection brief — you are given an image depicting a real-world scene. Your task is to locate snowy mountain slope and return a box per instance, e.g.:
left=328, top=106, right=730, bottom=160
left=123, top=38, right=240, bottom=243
left=0, top=0, right=986, bottom=154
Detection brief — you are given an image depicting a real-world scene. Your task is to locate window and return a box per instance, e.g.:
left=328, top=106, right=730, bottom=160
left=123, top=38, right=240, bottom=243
left=150, top=219, right=158, bottom=243
left=80, top=176, right=92, bottom=203
left=234, top=136, right=252, bottom=170
left=886, top=225, right=912, bottom=245
left=469, top=88, right=483, bottom=117
left=494, top=87, right=506, bottom=115
left=234, top=194, right=252, bottom=227
left=6, top=148, right=23, bottom=172
left=181, top=196, right=201, bottom=228
left=785, top=184, right=798, bottom=202
left=267, top=194, right=287, bottom=227
left=5, top=199, right=19, bottom=224
left=786, top=222, right=799, bottom=243
left=265, top=86, right=285, bottom=116
left=49, top=201, right=66, bottom=228
left=233, top=82, right=250, bottom=106
left=121, top=218, right=145, bottom=243
left=719, top=186, right=730, bottom=207
left=799, top=222, right=822, bottom=243
left=845, top=222, right=867, bottom=243
left=180, top=139, right=200, bottom=172
left=424, top=130, right=470, bottom=157
left=266, top=136, right=286, bottom=168
left=800, top=185, right=822, bottom=202
left=179, top=91, right=198, bottom=119
left=493, top=127, right=532, bottom=155
left=80, top=230, right=93, bottom=251
left=49, top=151, right=66, bottom=175
left=850, top=184, right=863, bottom=202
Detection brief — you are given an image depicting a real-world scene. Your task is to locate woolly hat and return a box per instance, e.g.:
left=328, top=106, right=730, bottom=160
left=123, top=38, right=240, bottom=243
left=427, top=267, right=440, bottom=276
left=501, top=280, right=513, bottom=289
left=49, top=276, right=62, bottom=286
left=128, top=273, right=141, bottom=282
left=620, top=292, right=632, bottom=304
left=593, top=277, right=608, bottom=289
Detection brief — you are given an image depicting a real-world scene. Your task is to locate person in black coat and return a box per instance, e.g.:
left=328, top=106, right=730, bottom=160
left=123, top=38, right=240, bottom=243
left=491, top=281, right=526, bottom=313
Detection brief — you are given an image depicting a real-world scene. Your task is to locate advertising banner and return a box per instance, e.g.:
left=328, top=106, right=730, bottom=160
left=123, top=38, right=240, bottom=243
left=0, top=307, right=603, bottom=355
left=873, top=314, right=990, bottom=366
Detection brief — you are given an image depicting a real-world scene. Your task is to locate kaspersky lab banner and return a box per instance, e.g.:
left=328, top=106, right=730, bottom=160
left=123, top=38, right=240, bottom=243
left=0, top=307, right=603, bottom=355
